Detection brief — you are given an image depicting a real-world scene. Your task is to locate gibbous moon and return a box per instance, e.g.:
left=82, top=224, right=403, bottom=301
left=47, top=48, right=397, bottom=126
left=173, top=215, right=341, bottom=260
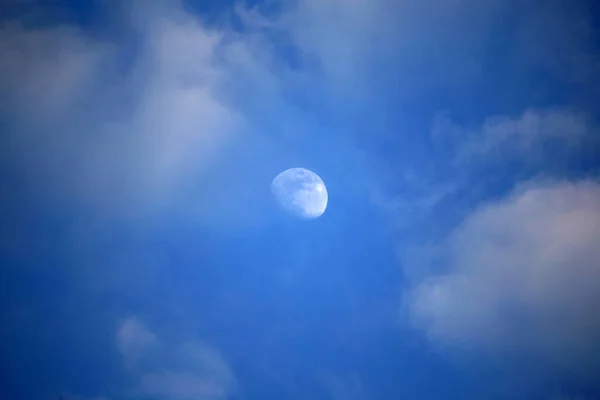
left=271, top=168, right=328, bottom=219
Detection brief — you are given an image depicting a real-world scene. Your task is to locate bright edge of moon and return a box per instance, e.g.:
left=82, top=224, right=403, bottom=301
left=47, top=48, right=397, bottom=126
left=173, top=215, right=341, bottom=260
left=271, top=168, right=328, bottom=219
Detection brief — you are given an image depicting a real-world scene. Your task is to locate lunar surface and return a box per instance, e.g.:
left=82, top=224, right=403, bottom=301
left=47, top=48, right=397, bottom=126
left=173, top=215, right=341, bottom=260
left=271, top=168, right=328, bottom=219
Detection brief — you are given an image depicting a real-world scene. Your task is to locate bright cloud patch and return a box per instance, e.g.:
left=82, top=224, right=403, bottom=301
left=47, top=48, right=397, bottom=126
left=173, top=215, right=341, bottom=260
left=0, top=11, right=242, bottom=218
left=408, top=180, right=600, bottom=374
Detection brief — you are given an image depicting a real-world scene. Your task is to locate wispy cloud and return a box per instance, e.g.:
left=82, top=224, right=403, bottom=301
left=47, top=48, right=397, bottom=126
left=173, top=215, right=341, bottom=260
left=432, top=109, right=597, bottom=165
left=381, top=107, right=599, bottom=259
left=117, top=317, right=158, bottom=365
left=117, top=317, right=236, bottom=400
left=278, top=0, right=504, bottom=102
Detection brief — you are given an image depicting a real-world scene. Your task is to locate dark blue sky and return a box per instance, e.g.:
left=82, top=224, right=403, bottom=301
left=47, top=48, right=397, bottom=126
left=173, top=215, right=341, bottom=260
left=1, top=1, right=600, bottom=400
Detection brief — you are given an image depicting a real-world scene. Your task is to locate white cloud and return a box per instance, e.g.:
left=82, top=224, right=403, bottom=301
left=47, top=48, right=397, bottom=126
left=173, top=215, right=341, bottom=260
left=379, top=108, right=598, bottom=257
left=0, top=4, right=249, bottom=221
left=434, top=109, right=596, bottom=164
left=117, top=317, right=235, bottom=400
left=407, top=180, right=600, bottom=376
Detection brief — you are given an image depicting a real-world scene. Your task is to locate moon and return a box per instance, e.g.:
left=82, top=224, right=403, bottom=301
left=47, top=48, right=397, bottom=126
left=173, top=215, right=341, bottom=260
left=271, top=168, right=328, bottom=219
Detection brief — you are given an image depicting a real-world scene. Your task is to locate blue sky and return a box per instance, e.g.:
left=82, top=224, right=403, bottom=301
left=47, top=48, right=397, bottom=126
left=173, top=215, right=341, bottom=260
left=1, top=0, right=600, bottom=399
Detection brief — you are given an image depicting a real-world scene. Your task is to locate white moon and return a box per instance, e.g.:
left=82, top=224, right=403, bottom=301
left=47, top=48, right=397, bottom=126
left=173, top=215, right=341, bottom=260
left=271, top=168, right=328, bottom=219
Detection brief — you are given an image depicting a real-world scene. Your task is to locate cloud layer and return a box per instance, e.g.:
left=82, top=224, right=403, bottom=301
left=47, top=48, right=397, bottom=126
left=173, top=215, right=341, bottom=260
left=408, top=180, right=600, bottom=377
left=0, top=5, right=252, bottom=224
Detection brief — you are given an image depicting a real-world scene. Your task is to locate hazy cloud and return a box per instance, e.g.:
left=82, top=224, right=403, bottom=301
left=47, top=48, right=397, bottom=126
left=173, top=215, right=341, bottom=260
left=117, top=317, right=158, bottom=365
left=407, top=180, right=600, bottom=377
left=0, top=4, right=247, bottom=220
left=0, top=22, right=108, bottom=121
left=277, top=0, right=504, bottom=102
left=382, top=107, right=599, bottom=259
left=117, top=317, right=235, bottom=400
left=432, top=109, right=596, bottom=165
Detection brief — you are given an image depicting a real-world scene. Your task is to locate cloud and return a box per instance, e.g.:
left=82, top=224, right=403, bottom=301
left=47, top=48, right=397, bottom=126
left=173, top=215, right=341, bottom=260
left=1, top=0, right=378, bottom=232
left=275, top=0, right=504, bottom=104
left=0, top=22, right=108, bottom=121
left=406, top=180, right=600, bottom=377
left=378, top=107, right=599, bottom=262
left=117, top=317, right=159, bottom=365
left=4, top=0, right=595, bottom=231
left=0, top=4, right=250, bottom=223
left=432, top=108, right=597, bottom=165
left=2, top=1, right=599, bottom=398
left=117, top=317, right=235, bottom=400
